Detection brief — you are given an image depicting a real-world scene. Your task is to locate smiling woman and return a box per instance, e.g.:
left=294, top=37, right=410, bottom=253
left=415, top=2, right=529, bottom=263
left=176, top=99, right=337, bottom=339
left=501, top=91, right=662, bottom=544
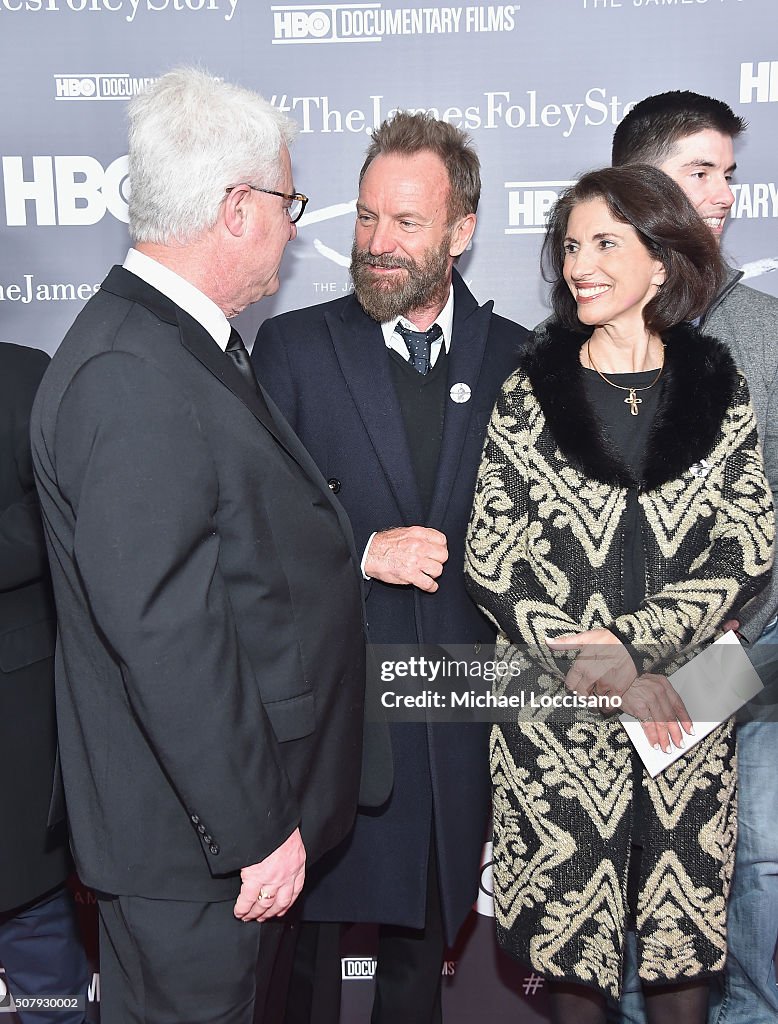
left=561, top=197, right=667, bottom=343
left=544, top=164, right=724, bottom=337
left=465, top=164, right=774, bottom=1024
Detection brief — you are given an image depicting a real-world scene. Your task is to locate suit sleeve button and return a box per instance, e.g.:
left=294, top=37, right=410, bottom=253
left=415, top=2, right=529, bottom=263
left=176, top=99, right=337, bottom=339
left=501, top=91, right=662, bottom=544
left=210, top=844, right=220, bottom=855
left=203, top=834, right=212, bottom=844
left=191, top=815, right=200, bottom=824
left=197, top=824, right=206, bottom=834
left=327, top=478, right=341, bottom=493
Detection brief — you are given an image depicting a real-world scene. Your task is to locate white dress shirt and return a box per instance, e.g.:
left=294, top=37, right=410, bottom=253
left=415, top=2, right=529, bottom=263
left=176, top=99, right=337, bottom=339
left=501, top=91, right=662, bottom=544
left=380, top=285, right=454, bottom=367
left=123, top=248, right=231, bottom=351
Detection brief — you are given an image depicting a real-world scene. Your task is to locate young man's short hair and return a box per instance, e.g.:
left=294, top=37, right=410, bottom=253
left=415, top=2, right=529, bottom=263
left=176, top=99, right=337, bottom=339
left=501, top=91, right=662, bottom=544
left=612, top=90, right=747, bottom=167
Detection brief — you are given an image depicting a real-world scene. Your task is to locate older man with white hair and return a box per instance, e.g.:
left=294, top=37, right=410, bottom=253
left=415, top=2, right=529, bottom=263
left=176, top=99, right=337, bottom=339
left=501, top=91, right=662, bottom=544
left=30, top=68, right=371, bottom=1024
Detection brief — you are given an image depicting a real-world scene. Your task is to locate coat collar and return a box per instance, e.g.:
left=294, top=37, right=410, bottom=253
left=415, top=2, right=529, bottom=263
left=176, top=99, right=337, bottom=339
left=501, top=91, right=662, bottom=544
left=701, top=264, right=743, bottom=326
left=523, top=321, right=738, bottom=491
left=326, top=269, right=493, bottom=525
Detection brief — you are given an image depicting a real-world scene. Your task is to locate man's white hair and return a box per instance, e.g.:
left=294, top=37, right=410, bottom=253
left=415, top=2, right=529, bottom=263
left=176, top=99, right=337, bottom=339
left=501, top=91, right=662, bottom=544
left=127, top=67, right=298, bottom=245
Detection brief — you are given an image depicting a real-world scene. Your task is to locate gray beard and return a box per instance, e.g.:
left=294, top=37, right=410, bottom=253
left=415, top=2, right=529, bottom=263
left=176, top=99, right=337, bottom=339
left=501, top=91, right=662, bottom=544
left=350, top=239, right=451, bottom=323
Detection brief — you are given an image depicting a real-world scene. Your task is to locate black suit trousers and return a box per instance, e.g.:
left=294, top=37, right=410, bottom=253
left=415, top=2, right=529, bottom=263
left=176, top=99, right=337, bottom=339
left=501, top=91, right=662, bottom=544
left=281, top=836, right=444, bottom=1024
left=97, top=894, right=285, bottom=1024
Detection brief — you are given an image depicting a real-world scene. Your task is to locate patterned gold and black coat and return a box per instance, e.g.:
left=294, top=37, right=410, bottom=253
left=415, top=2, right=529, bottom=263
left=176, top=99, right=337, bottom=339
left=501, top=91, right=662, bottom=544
left=465, top=321, right=774, bottom=999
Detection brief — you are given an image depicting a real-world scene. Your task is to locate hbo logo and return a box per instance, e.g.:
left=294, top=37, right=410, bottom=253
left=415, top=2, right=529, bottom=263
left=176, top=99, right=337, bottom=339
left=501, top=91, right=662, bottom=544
left=273, top=9, right=332, bottom=40
left=55, top=76, right=98, bottom=98
left=2, top=155, right=130, bottom=226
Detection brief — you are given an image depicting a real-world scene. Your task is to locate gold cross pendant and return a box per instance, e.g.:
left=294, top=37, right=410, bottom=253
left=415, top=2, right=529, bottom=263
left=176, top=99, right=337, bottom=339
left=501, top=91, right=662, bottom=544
left=625, top=389, right=642, bottom=416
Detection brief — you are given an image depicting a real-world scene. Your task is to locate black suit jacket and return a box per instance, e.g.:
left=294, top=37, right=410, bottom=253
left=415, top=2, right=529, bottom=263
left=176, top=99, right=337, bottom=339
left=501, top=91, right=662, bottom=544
left=30, top=268, right=368, bottom=902
left=253, top=271, right=528, bottom=941
left=0, top=343, right=68, bottom=912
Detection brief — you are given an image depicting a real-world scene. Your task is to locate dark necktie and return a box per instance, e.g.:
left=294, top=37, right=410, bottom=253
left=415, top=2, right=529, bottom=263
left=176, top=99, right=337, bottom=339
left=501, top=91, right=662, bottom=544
left=225, top=327, right=260, bottom=394
left=394, top=322, right=443, bottom=376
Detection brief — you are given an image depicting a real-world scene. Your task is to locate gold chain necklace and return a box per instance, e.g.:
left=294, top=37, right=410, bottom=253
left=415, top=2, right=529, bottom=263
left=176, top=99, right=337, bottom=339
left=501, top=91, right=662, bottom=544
left=586, top=339, right=664, bottom=417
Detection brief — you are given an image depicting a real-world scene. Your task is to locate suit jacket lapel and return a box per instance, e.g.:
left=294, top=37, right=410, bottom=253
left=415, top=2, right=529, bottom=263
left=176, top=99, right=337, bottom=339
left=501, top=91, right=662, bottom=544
left=426, top=273, right=492, bottom=530
left=327, top=296, right=425, bottom=525
left=99, top=268, right=349, bottom=526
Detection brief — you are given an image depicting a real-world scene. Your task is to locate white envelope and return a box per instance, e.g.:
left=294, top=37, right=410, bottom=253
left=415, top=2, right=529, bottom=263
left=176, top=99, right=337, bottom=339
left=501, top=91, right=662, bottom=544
left=620, top=631, right=763, bottom=777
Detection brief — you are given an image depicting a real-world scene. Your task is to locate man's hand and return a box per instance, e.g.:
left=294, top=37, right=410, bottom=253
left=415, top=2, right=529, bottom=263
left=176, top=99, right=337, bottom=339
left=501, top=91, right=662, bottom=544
left=233, top=827, right=306, bottom=923
left=365, top=527, right=448, bottom=592
left=546, top=628, right=637, bottom=700
left=620, top=674, right=694, bottom=753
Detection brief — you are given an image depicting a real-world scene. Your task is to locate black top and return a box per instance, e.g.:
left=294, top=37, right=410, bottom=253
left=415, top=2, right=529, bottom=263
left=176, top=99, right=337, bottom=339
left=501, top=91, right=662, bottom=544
left=582, top=366, right=664, bottom=615
left=582, top=365, right=664, bottom=865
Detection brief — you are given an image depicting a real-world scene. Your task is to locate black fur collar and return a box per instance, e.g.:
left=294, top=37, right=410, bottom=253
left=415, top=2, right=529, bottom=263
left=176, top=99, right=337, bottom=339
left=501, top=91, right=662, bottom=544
left=523, top=321, right=738, bottom=490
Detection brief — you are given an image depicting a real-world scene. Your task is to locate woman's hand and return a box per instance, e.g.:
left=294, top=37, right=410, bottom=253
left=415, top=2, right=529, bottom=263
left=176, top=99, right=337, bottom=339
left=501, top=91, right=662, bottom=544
left=546, top=628, right=637, bottom=701
left=620, top=673, right=694, bottom=753
left=547, top=631, right=696, bottom=751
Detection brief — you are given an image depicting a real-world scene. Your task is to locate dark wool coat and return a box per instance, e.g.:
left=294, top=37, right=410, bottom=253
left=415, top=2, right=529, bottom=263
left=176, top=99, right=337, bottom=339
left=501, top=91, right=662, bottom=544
left=253, top=271, right=527, bottom=942
left=465, top=322, right=774, bottom=998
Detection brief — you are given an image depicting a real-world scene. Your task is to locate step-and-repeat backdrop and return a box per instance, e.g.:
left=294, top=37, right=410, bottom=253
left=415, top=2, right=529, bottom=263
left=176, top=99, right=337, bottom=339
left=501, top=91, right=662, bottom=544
left=1, top=1, right=776, bottom=1020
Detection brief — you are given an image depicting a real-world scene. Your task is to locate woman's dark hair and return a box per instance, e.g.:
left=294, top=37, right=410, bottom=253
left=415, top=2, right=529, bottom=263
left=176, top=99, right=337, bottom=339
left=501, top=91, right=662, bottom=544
left=541, top=165, right=726, bottom=334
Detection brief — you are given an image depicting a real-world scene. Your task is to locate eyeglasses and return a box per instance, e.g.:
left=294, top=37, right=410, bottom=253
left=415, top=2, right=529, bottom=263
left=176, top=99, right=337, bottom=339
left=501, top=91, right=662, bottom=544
left=225, top=184, right=308, bottom=224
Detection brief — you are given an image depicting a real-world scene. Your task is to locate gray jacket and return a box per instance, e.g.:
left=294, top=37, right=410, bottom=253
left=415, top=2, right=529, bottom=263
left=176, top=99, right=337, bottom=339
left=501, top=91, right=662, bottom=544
left=701, top=269, right=778, bottom=640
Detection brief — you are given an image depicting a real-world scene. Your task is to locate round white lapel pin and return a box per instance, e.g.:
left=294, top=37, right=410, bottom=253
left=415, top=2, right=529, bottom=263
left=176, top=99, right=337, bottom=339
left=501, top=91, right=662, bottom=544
left=450, top=382, right=471, bottom=404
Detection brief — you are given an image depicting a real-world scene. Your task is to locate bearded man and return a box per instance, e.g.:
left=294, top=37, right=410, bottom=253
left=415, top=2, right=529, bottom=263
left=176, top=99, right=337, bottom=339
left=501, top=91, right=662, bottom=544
left=252, top=112, right=527, bottom=1024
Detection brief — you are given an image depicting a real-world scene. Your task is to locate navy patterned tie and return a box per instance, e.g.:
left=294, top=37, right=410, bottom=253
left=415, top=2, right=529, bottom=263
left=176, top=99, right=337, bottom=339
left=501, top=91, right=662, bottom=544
left=394, top=322, right=443, bottom=376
